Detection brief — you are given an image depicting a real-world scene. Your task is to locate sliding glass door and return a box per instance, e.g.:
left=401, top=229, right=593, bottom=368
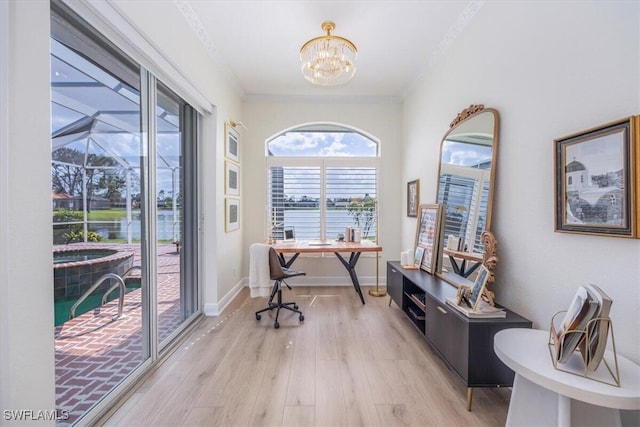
left=51, top=2, right=200, bottom=424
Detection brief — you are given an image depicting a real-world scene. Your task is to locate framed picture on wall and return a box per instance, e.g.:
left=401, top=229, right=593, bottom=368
left=225, top=122, right=240, bottom=163
left=407, top=179, right=419, bottom=217
left=225, top=161, right=239, bottom=196
left=225, top=198, right=240, bottom=232
left=554, top=115, right=639, bottom=237
left=414, top=203, right=445, bottom=274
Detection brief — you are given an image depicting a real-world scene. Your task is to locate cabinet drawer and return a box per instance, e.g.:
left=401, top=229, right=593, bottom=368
left=386, top=263, right=403, bottom=307
left=425, top=295, right=469, bottom=381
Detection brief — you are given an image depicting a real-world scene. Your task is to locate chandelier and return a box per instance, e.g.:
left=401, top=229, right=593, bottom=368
left=300, top=21, right=357, bottom=86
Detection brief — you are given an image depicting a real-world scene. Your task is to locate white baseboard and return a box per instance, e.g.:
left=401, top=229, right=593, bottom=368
left=203, top=278, right=246, bottom=316
left=272, top=276, right=387, bottom=287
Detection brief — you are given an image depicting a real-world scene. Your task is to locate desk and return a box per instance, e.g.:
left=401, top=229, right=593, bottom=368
left=494, top=328, right=640, bottom=426
left=443, top=248, right=483, bottom=278
left=271, top=240, right=382, bottom=305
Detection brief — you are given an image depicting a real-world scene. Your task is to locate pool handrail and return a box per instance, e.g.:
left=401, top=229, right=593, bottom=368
left=69, top=273, right=126, bottom=321
left=100, top=266, right=142, bottom=307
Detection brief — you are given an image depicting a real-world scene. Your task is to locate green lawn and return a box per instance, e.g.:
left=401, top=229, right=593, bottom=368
left=86, top=209, right=130, bottom=220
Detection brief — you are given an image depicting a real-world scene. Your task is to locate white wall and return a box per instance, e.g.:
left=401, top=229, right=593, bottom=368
left=241, top=100, right=403, bottom=284
left=1, top=0, right=56, bottom=423
left=403, top=1, right=640, bottom=362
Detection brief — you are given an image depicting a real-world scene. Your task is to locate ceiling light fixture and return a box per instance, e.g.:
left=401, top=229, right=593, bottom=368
left=300, top=21, right=357, bottom=86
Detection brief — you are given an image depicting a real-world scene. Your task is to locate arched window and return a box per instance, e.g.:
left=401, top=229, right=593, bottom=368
left=266, top=123, right=379, bottom=242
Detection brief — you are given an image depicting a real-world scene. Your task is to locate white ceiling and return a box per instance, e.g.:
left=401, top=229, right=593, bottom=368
left=182, top=1, right=482, bottom=101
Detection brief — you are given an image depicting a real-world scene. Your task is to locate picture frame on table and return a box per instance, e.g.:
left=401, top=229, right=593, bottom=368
left=414, top=203, right=445, bottom=274
left=225, top=161, right=239, bottom=196
left=407, top=179, right=419, bottom=217
left=225, top=122, right=240, bottom=163
left=413, top=246, right=425, bottom=267
left=225, top=198, right=240, bottom=232
left=554, top=116, right=639, bottom=238
left=468, top=264, right=490, bottom=310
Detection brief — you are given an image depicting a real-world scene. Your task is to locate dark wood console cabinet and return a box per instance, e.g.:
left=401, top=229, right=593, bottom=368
left=387, top=261, right=532, bottom=410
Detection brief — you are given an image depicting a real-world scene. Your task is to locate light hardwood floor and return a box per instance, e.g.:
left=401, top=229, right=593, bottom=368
left=102, top=286, right=511, bottom=426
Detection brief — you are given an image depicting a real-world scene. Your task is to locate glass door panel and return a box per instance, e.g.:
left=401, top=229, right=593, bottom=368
left=155, top=83, right=198, bottom=347
left=51, top=16, right=149, bottom=425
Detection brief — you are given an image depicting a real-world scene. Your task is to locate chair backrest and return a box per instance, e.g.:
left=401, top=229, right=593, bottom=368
left=268, top=247, right=286, bottom=280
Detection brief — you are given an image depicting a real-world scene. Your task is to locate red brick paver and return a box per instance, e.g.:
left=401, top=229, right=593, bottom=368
left=54, top=244, right=183, bottom=426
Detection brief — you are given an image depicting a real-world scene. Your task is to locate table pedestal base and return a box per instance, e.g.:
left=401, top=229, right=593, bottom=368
left=506, top=374, right=621, bottom=427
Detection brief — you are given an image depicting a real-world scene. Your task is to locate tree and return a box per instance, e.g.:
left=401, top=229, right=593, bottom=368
left=51, top=148, right=85, bottom=196
left=97, top=169, right=126, bottom=202
left=52, top=148, right=127, bottom=210
left=346, top=194, right=376, bottom=238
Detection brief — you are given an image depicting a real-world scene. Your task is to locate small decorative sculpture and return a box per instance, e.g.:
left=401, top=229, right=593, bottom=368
left=481, top=230, right=498, bottom=306
left=449, top=104, right=485, bottom=128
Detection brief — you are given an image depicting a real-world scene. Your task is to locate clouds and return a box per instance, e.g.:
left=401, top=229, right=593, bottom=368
left=268, top=131, right=376, bottom=157
left=442, top=140, right=492, bottom=167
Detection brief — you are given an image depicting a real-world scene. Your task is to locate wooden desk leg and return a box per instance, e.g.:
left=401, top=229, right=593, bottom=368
left=368, top=251, right=387, bottom=297
left=467, top=387, right=473, bottom=411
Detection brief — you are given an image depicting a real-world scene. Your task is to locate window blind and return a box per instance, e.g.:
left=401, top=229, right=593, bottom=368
left=268, top=166, right=321, bottom=240
left=438, top=173, right=486, bottom=252
left=326, top=167, right=377, bottom=241
left=267, top=165, right=378, bottom=242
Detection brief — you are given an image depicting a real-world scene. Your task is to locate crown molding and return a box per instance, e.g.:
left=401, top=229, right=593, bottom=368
left=243, top=93, right=403, bottom=105
left=174, top=0, right=245, bottom=97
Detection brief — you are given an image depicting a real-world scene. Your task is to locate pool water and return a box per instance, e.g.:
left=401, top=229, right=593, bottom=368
left=54, top=279, right=141, bottom=326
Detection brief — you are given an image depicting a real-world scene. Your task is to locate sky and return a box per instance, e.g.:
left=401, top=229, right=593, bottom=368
left=268, top=131, right=377, bottom=157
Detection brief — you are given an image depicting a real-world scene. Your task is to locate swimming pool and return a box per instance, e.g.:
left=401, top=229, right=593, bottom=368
left=53, top=246, right=134, bottom=302
left=54, top=278, right=141, bottom=326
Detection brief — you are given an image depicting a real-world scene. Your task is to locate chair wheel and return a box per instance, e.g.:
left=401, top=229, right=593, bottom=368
left=294, top=304, right=299, bottom=310
left=256, top=313, right=261, bottom=320
left=274, top=322, right=280, bottom=329
left=299, top=314, right=304, bottom=321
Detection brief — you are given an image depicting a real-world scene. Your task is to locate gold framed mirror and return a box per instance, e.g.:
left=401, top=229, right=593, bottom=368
left=436, top=105, right=500, bottom=289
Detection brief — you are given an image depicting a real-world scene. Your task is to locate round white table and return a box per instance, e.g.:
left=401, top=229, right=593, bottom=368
left=494, top=328, right=640, bottom=427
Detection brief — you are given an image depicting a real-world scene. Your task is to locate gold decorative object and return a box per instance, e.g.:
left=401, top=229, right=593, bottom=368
left=449, top=104, right=485, bottom=128
left=300, top=21, right=357, bottom=86
left=436, top=105, right=500, bottom=289
left=548, top=311, right=620, bottom=387
left=481, top=231, right=498, bottom=305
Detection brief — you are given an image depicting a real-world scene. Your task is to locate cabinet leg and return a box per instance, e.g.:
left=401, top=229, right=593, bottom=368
left=467, top=387, right=473, bottom=411
left=388, top=296, right=392, bottom=307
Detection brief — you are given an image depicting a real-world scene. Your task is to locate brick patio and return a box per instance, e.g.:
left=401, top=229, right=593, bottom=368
left=54, top=244, right=183, bottom=426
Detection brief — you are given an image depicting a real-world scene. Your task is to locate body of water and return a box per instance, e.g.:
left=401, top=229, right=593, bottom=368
left=278, top=209, right=376, bottom=241
left=90, top=211, right=180, bottom=242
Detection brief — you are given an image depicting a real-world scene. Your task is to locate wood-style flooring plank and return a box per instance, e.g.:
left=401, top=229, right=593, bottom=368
left=101, top=286, right=510, bottom=427
left=314, top=359, right=348, bottom=426
left=282, top=405, right=314, bottom=427
left=285, top=298, right=316, bottom=406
